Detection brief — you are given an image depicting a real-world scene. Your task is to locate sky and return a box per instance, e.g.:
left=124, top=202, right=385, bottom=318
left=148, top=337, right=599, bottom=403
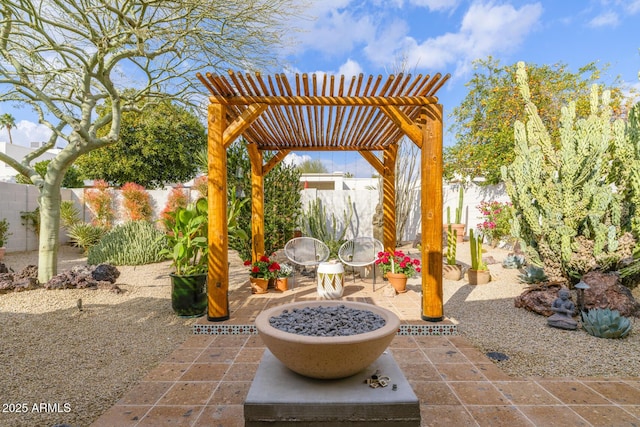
left=2, top=0, right=640, bottom=178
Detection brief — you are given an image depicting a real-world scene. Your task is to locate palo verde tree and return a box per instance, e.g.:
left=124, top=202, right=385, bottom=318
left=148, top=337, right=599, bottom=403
left=447, top=57, right=630, bottom=184
left=0, top=0, right=302, bottom=282
left=76, top=100, right=206, bottom=188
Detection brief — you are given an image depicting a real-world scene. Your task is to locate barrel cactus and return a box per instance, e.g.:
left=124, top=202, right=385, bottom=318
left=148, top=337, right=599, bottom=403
left=581, top=308, right=632, bottom=339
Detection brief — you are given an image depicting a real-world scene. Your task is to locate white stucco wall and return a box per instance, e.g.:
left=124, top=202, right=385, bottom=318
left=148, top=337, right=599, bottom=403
left=0, top=179, right=510, bottom=253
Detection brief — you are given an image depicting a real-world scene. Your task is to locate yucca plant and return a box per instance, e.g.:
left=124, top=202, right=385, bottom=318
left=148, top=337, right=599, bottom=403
left=581, top=308, right=632, bottom=339
left=67, top=223, right=108, bottom=254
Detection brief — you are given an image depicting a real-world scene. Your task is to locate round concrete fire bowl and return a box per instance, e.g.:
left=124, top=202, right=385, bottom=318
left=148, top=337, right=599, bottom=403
left=255, top=300, right=400, bottom=379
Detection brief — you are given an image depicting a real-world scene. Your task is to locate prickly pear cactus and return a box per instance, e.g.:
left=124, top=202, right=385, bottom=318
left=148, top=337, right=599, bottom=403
left=501, top=62, right=637, bottom=284
left=581, top=308, right=632, bottom=339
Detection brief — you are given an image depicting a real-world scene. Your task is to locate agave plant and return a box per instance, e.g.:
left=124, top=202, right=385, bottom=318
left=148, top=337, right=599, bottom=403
left=502, top=254, right=525, bottom=269
left=519, top=265, right=547, bottom=284
left=581, top=308, right=632, bottom=339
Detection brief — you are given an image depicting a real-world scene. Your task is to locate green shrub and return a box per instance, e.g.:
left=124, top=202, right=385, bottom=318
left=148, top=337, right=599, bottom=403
left=88, top=221, right=167, bottom=266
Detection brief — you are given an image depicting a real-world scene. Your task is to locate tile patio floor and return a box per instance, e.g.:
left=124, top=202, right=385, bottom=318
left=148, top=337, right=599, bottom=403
left=91, top=275, right=640, bottom=427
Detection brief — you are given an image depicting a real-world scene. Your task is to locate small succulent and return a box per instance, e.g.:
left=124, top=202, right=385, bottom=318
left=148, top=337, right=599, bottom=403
left=502, top=254, right=525, bottom=269
left=581, top=308, right=632, bottom=339
left=518, top=265, right=547, bottom=284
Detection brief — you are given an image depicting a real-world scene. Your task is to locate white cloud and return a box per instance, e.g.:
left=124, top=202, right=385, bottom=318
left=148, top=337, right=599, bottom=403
left=365, top=2, right=543, bottom=76
left=283, top=152, right=312, bottom=167
left=622, top=0, right=640, bottom=14
left=408, top=0, right=459, bottom=12
left=292, top=4, right=376, bottom=56
left=11, top=120, right=53, bottom=148
left=338, top=59, right=364, bottom=77
left=588, top=11, right=619, bottom=27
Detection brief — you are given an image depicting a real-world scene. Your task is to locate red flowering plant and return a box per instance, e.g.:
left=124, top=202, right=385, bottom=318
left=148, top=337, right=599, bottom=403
left=375, top=250, right=421, bottom=278
left=244, top=254, right=281, bottom=279
left=476, top=201, right=514, bottom=246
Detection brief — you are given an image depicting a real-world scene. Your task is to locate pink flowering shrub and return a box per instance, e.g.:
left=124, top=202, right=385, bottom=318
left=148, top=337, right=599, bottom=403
left=476, top=200, right=513, bottom=245
left=375, top=250, right=421, bottom=278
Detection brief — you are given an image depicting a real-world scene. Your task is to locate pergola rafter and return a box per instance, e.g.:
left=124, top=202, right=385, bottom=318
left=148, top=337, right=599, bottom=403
left=198, top=71, right=449, bottom=323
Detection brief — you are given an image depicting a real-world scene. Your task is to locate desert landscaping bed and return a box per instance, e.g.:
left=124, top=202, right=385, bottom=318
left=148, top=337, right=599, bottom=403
left=0, top=243, right=638, bottom=427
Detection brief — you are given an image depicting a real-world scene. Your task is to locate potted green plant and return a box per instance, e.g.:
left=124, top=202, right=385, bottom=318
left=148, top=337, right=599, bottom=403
left=0, top=218, right=11, bottom=260
left=468, top=229, right=490, bottom=285
left=374, top=250, right=421, bottom=293
left=160, top=197, right=208, bottom=317
left=244, top=254, right=281, bottom=294
left=443, top=186, right=465, bottom=243
left=443, top=224, right=462, bottom=280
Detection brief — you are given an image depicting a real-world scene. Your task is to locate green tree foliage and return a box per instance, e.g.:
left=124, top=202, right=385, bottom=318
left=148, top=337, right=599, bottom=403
left=447, top=57, right=630, bottom=184
left=501, top=62, right=637, bottom=284
left=0, top=113, right=15, bottom=144
left=297, top=159, right=328, bottom=173
left=0, top=0, right=301, bottom=282
left=15, top=159, right=84, bottom=188
left=225, top=140, right=302, bottom=259
left=76, top=101, right=205, bottom=188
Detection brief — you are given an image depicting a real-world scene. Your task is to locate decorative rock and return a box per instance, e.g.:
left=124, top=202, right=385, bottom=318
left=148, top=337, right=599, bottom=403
left=14, top=264, right=37, bottom=279
left=44, top=264, right=122, bottom=293
left=514, top=283, right=564, bottom=316
left=0, top=263, right=8, bottom=274
left=92, top=264, right=120, bottom=283
left=582, top=271, right=639, bottom=318
left=0, top=267, right=40, bottom=294
left=0, top=273, right=15, bottom=293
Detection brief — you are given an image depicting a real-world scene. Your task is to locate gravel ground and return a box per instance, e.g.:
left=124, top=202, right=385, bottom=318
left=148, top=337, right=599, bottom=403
left=444, top=242, right=640, bottom=379
left=0, top=243, right=638, bottom=427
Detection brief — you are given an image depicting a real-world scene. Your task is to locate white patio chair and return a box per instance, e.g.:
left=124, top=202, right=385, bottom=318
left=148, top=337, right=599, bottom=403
left=338, top=237, right=384, bottom=291
left=284, top=237, right=330, bottom=284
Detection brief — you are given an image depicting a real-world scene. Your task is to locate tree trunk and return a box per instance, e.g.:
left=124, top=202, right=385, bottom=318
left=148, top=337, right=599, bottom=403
left=37, top=181, right=62, bottom=283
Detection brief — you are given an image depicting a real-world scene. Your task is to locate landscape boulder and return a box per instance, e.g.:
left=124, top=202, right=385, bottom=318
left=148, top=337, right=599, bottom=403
left=514, top=283, right=567, bottom=316
left=44, top=264, right=122, bottom=293
left=582, top=271, right=639, bottom=318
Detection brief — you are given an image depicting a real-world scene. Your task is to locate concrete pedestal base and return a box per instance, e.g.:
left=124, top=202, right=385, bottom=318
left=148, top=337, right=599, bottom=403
left=244, top=350, right=420, bottom=426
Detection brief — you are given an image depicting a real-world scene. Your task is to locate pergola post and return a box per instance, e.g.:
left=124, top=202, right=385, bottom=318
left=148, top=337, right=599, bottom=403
left=247, top=143, right=265, bottom=260
left=382, top=144, right=397, bottom=252
left=207, top=103, right=230, bottom=321
left=420, top=104, right=444, bottom=321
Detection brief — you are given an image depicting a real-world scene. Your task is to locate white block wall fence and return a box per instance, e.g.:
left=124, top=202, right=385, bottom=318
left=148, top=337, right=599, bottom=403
left=0, top=181, right=509, bottom=254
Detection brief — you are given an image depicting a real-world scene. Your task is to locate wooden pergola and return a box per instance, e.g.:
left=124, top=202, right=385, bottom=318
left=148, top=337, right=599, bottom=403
left=197, top=71, right=450, bottom=323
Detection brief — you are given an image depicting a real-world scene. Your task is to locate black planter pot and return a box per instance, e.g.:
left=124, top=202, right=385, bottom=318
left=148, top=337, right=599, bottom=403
left=170, top=273, right=207, bottom=318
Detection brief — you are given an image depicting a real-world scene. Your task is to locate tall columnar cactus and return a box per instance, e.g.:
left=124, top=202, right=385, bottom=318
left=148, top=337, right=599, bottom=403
left=469, top=229, right=485, bottom=270
left=455, top=186, right=464, bottom=224
left=446, top=224, right=458, bottom=265
left=501, top=62, right=636, bottom=284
